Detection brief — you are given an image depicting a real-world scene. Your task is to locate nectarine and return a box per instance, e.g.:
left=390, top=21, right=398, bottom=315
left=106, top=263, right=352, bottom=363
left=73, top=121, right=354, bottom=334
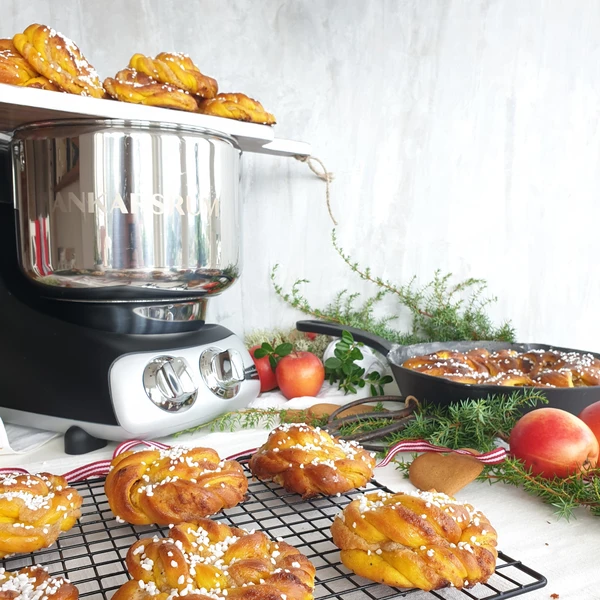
left=509, top=407, right=599, bottom=478
left=579, top=400, right=600, bottom=446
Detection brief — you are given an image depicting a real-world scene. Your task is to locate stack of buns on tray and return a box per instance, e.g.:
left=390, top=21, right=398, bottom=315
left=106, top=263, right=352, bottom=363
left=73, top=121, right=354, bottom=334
left=0, top=23, right=276, bottom=124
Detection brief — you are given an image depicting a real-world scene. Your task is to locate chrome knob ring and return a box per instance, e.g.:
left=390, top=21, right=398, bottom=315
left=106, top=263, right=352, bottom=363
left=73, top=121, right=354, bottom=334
left=199, top=347, right=245, bottom=399
left=143, top=355, right=198, bottom=412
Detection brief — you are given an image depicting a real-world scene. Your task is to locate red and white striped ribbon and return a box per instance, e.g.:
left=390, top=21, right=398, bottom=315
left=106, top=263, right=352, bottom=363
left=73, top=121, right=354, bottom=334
left=113, top=439, right=170, bottom=456
left=225, top=448, right=258, bottom=462
left=377, top=440, right=507, bottom=467
left=0, top=439, right=173, bottom=484
left=0, top=438, right=506, bottom=484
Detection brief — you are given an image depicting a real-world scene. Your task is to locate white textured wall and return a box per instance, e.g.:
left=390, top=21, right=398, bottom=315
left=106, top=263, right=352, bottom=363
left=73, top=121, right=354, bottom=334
left=4, top=0, right=600, bottom=350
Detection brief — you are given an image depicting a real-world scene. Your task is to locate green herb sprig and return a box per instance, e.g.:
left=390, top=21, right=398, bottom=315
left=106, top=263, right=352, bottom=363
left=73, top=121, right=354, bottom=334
left=252, top=341, right=293, bottom=370
left=271, top=230, right=515, bottom=345
left=175, top=407, right=328, bottom=437
left=324, top=330, right=393, bottom=395
left=484, top=458, right=600, bottom=519
left=384, top=390, right=547, bottom=451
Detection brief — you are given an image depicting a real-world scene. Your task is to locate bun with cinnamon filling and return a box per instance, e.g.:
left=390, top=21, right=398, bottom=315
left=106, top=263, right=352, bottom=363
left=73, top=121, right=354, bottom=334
left=249, top=424, right=376, bottom=498
left=12, top=24, right=104, bottom=97
left=112, top=519, right=316, bottom=600
left=0, top=472, right=82, bottom=558
left=129, top=52, right=218, bottom=98
left=104, top=68, right=199, bottom=112
left=0, top=39, right=58, bottom=90
left=331, top=489, right=497, bottom=591
left=198, top=92, right=276, bottom=124
left=104, top=445, right=248, bottom=525
left=0, top=566, right=78, bottom=600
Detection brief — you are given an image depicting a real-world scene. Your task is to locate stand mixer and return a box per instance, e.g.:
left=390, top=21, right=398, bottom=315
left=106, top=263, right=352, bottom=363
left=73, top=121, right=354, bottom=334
left=0, top=85, right=310, bottom=453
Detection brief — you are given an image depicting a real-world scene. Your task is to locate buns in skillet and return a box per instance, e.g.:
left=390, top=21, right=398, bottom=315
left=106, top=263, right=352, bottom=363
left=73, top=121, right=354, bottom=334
left=249, top=424, right=376, bottom=498
left=12, top=24, right=104, bottom=97
left=0, top=472, right=82, bottom=558
left=403, top=347, right=600, bottom=388
left=104, top=445, right=247, bottom=525
left=330, top=489, right=497, bottom=591
left=112, top=518, right=316, bottom=600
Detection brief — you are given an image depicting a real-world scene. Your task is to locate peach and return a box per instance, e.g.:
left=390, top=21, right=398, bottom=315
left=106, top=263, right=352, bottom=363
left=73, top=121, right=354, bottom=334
left=509, top=407, right=599, bottom=478
left=579, top=400, right=600, bottom=446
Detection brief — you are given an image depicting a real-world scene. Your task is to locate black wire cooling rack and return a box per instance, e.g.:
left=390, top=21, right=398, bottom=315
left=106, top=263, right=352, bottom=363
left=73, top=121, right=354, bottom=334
left=0, top=461, right=547, bottom=600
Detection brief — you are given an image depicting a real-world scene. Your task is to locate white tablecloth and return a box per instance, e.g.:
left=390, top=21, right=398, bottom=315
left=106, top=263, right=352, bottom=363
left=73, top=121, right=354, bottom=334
left=0, top=411, right=597, bottom=599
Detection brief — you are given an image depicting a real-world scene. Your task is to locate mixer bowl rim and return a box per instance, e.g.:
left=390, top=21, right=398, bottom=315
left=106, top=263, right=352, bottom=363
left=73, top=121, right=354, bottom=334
left=11, top=118, right=241, bottom=149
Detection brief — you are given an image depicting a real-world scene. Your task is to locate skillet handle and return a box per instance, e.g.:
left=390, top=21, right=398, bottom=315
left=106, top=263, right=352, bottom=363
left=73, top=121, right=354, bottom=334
left=296, top=319, right=394, bottom=355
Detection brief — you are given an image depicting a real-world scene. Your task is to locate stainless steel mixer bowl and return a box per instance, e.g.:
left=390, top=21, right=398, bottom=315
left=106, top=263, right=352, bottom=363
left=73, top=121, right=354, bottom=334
left=11, top=119, right=241, bottom=300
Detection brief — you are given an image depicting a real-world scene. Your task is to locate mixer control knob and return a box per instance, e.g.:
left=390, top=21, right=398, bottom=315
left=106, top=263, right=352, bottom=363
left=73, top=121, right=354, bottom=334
left=143, top=356, right=198, bottom=412
left=199, top=348, right=245, bottom=399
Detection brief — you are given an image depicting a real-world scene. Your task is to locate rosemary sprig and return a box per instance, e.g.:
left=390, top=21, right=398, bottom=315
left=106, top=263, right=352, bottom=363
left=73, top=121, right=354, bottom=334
left=272, top=230, right=515, bottom=345
left=383, top=390, right=547, bottom=451
left=175, top=408, right=328, bottom=436
left=484, top=458, right=600, bottom=520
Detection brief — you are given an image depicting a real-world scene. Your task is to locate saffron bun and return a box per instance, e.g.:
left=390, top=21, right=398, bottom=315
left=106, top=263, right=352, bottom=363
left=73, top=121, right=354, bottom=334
left=12, top=24, right=104, bottom=97
left=104, top=445, right=248, bottom=525
left=330, top=489, right=498, bottom=591
left=0, top=566, right=79, bottom=600
left=112, top=519, right=316, bottom=600
left=0, top=38, right=58, bottom=90
left=0, top=472, right=83, bottom=558
left=103, top=68, right=199, bottom=112
left=197, top=92, right=276, bottom=124
left=129, top=52, right=218, bottom=98
left=248, top=424, right=376, bottom=498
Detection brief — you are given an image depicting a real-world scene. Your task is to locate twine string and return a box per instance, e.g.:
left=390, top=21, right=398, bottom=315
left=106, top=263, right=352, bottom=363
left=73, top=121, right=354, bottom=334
left=294, top=155, right=337, bottom=225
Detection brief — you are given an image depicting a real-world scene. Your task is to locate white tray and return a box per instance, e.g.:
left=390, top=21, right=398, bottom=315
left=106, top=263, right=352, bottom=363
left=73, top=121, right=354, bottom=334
left=0, top=84, right=310, bottom=157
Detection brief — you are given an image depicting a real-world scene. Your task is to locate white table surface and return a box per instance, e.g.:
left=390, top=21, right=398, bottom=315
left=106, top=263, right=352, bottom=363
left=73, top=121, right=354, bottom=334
left=0, top=415, right=596, bottom=600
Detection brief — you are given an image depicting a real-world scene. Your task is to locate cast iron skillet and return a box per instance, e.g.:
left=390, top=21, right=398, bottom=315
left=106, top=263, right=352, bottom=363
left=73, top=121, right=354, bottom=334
left=296, top=319, right=600, bottom=415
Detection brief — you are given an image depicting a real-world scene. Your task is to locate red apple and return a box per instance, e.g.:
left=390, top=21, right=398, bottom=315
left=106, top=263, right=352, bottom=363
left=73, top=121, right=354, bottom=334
left=249, top=345, right=278, bottom=393
left=276, top=351, right=325, bottom=400
left=579, top=400, right=600, bottom=445
left=509, top=407, right=599, bottom=478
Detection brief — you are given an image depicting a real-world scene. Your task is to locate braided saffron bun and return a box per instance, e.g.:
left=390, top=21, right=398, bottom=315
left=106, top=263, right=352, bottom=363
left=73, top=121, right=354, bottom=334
left=0, top=473, right=82, bottom=558
left=104, top=446, right=248, bottom=525
left=0, top=39, right=58, bottom=90
left=12, top=24, right=104, bottom=97
left=0, top=566, right=78, bottom=600
left=198, top=93, right=276, bottom=124
left=112, top=519, right=316, bottom=600
left=129, top=52, right=218, bottom=98
left=104, top=68, right=199, bottom=112
left=330, top=490, right=498, bottom=591
left=249, top=424, right=376, bottom=498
